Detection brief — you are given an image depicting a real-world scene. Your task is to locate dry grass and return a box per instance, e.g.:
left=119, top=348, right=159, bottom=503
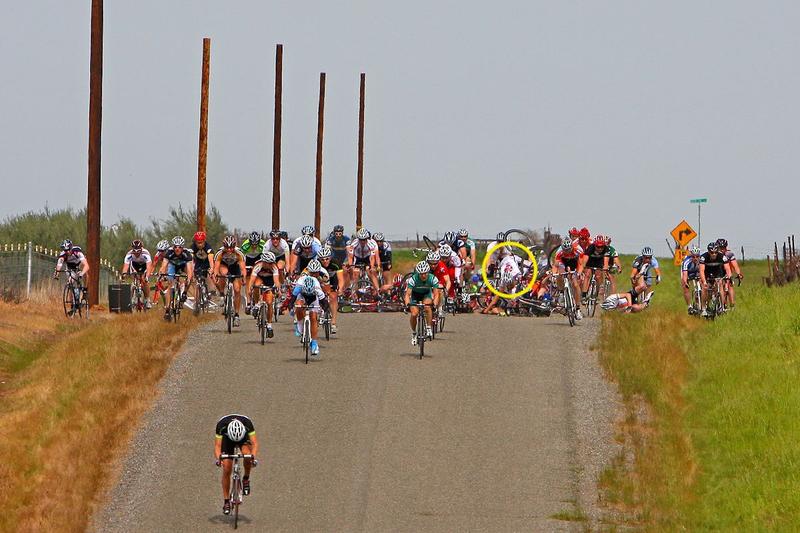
left=0, top=306, right=210, bottom=533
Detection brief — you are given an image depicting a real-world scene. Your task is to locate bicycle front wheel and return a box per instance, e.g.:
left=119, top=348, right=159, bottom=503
left=63, top=284, right=75, bottom=317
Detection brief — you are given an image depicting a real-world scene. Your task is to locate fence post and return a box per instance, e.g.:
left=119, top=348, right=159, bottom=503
left=26, top=241, right=33, bottom=299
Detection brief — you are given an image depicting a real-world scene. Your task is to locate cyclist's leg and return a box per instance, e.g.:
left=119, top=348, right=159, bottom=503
left=310, top=310, right=319, bottom=340
left=409, top=300, right=419, bottom=330
left=423, top=296, right=434, bottom=325
left=251, top=278, right=263, bottom=307
left=233, top=277, right=243, bottom=315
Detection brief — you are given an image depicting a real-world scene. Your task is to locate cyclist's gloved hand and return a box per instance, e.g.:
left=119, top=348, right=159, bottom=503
left=656, top=275, right=662, bottom=284
left=215, top=458, right=222, bottom=467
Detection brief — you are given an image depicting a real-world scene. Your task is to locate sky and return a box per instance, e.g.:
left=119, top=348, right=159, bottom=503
left=2, top=1, right=798, bottom=255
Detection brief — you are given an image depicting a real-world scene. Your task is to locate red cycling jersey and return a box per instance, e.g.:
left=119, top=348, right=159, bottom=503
left=556, top=246, right=584, bottom=264
left=432, top=261, right=450, bottom=287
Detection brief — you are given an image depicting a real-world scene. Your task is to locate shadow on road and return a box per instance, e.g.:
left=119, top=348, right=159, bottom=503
left=208, top=513, right=252, bottom=526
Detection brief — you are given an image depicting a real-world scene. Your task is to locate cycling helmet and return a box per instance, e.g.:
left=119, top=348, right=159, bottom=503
left=426, top=251, right=440, bottom=263
left=594, top=235, right=605, bottom=246
left=279, top=230, right=289, bottom=240
left=193, top=231, right=206, bottom=242
left=716, top=238, right=728, bottom=249
left=227, top=419, right=247, bottom=442
left=333, top=224, right=344, bottom=233
left=604, top=235, right=612, bottom=245
left=707, top=242, right=718, bottom=252
left=690, top=246, right=702, bottom=256
left=318, top=247, right=332, bottom=259
left=415, top=261, right=431, bottom=274
left=393, top=273, right=404, bottom=285
left=356, top=228, right=370, bottom=240
left=580, top=227, right=591, bottom=239
left=641, top=246, right=653, bottom=257
left=249, top=231, right=261, bottom=243
left=458, top=228, right=468, bottom=238
left=439, top=244, right=452, bottom=256
left=301, top=225, right=314, bottom=236
left=222, top=235, right=237, bottom=248
left=373, top=232, right=385, bottom=241
left=131, top=239, right=143, bottom=251
left=307, top=259, right=322, bottom=273
left=568, top=227, right=580, bottom=238
left=269, top=229, right=281, bottom=239
left=157, top=239, right=170, bottom=252
left=260, top=251, right=276, bottom=263
left=301, top=277, right=317, bottom=295
left=496, top=231, right=506, bottom=241
left=172, top=236, right=186, bottom=247
left=601, top=294, right=620, bottom=310
left=443, top=231, right=456, bottom=244
left=60, top=239, right=73, bottom=251
left=299, top=235, right=314, bottom=248
left=561, top=240, right=573, bottom=252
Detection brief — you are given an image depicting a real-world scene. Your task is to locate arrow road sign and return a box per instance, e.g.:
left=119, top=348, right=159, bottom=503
left=671, top=220, right=697, bottom=246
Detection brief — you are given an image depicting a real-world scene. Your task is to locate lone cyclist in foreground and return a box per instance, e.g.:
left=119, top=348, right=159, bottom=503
left=215, top=414, right=259, bottom=516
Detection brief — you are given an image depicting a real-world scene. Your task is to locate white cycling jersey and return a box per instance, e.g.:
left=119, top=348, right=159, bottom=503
left=498, top=254, right=521, bottom=287
left=293, top=275, right=327, bottom=310
left=442, top=250, right=463, bottom=281
left=486, top=240, right=512, bottom=264
left=266, top=238, right=290, bottom=257
left=347, top=239, right=378, bottom=260
left=124, top=249, right=152, bottom=265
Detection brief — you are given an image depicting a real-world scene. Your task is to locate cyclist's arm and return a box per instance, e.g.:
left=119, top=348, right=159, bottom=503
left=207, top=251, right=215, bottom=275
left=629, top=267, right=638, bottom=281
left=335, top=271, right=344, bottom=294
left=122, top=260, right=130, bottom=274
left=443, top=274, right=452, bottom=294
left=159, top=258, right=168, bottom=275
left=186, top=261, right=194, bottom=281
left=238, top=255, right=247, bottom=278
left=699, top=264, right=707, bottom=286
left=248, top=433, right=259, bottom=459
left=731, top=259, right=742, bottom=277
left=212, top=253, right=222, bottom=276
left=681, top=270, right=688, bottom=287
left=577, top=254, right=587, bottom=274
left=724, top=262, right=732, bottom=278
left=80, top=258, right=90, bottom=276
left=404, top=287, right=411, bottom=306
left=214, top=435, right=223, bottom=461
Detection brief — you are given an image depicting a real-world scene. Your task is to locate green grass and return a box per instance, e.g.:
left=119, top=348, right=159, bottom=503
left=599, top=256, right=800, bottom=529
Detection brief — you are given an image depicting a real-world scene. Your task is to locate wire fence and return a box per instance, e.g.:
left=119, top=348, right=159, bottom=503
left=0, top=243, right=120, bottom=303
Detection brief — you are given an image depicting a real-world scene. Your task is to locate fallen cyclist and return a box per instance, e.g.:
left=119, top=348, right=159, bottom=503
left=601, top=290, right=654, bottom=313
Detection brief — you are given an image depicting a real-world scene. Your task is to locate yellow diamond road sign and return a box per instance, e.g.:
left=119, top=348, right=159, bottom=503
left=671, top=220, right=697, bottom=246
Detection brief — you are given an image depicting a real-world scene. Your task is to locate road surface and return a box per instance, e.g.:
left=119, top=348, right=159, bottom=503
left=94, top=310, right=618, bottom=532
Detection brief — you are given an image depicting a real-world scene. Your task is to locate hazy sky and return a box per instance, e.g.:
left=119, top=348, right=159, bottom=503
left=2, top=1, right=798, bottom=254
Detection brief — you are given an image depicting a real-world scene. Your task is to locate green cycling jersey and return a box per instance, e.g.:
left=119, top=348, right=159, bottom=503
left=240, top=239, right=266, bottom=258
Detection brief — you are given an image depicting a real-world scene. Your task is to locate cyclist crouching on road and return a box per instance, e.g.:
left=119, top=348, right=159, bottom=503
left=404, top=261, right=441, bottom=345
left=213, top=235, right=247, bottom=327
left=215, top=415, right=258, bottom=516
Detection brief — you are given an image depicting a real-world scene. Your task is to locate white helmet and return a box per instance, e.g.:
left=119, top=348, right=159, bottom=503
left=172, top=236, right=185, bottom=247
left=227, top=419, right=247, bottom=442
left=260, top=251, right=276, bottom=263
left=690, top=246, right=702, bottom=256
left=415, top=261, right=431, bottom=274
left=301, top=225, right=314, bottom=236
left=356, top=228, right=370, bottom=240
left=299, top=235, right=314, bottom=248
left=307, top=259, right=322, bottom=273
left=157, top=239, right=170, bottom=252
left=439, top=244, right=452, bottom=256
left=426, top=251, right=440, bottom=263
left=318, top=246, right=332, bottom=259
left=601, top=294, right=621, bottom=311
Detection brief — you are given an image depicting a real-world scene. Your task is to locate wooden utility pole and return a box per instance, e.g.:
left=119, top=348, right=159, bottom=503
left=196, top=38, right=211, bottom=232
left=271, top=44, right=283, bottom=230
left=86, top=0, right=103, bottom=307
left=314, top=73, right=326, bottom=238
left=356, top=73, right=365, bottom=230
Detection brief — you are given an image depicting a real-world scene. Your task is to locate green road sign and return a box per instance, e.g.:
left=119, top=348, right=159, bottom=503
left=690, top=198, right=708, bottom=204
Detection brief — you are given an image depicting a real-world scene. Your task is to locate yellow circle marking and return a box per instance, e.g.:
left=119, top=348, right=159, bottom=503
left=481, top=241, right=539, bottom=299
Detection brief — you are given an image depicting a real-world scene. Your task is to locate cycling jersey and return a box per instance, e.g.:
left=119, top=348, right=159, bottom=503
left=191, top=242, right=214, bottom=271
left=291, top=236, right=323, bottom=250
left=240, top=239, right=266, bottom=266
left=463, top=238, right=476, bottom=255
left=251, top=261, right=280, bottom=287
left=406, top=272, right=441, bottom=301
left=681, top=256, right=700, bottom=280
left=431, top=261, right=450, bottom=287
left=556, top=246, right=583, bottom=270
left=439, top=238, right=466, bottom=252
left=486, top=240, right=512, bottom=264
left=215, top=247, right=245, bottom=267
left=292, top=241, right=321, bottom=260
left=291, top=275, right=327, bottom=308
left=498, top=254, right=521, bottom=287
left=320, top=261, right=342, bottom=290
left=348, top=239, right=378, bottom=261
left=164, top=248, right=193, bottom=269
left=124, top=249, right=152, bottom=273
left=722, top=249, right=737, bottom=262
left=57, top=247, right=86, bottom=271
left=606, top=245, right=619, bottom=258
left=584, top=244, right=609, bottom=269
left=376, top=241, right=392, bottom=266
left=215, top=414, right=256, bottom=455
left=699, top=252, right=729, bottom=279
left=325, top=235, right=349, bottom=265
left=266, top=238, right=290, bottom=260
left=632, top=256, right=659, bottom=275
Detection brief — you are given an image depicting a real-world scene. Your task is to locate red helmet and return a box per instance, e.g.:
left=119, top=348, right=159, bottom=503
left=568, top=227, right=579, bottom=238
left=580, top=227, right=591, bottom=239
left=193, top=231, right=206, bottom=242
left=594, top=235, right=605, bottom=246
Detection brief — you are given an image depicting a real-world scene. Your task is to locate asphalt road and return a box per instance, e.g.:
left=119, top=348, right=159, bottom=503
left=94, top=309, right=617, bottom=532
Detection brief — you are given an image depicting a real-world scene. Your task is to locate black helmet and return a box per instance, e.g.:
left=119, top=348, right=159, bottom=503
left=716, top=238, right=728, bottom=249
left=707, top=242, right=718, bottom=252
left=269, top=230, right=281, bottom=239
left=333, top=224, right=344, bottom=233
left=249, top=231, right=261, bottom=243
left=131, top=239, right=143, bottom=251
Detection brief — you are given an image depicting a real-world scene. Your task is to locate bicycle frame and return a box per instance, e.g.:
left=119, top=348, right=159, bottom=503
left=552, top=271, right=578, bottom=326
left=295, top=304, right=314, bottom=363
left=219, top=451, right=254, bottom=529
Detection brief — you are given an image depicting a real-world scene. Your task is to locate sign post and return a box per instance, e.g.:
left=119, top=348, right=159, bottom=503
left=690, top=198, right=707, bottom=246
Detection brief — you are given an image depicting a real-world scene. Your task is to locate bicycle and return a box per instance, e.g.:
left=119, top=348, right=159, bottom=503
left=255, top=285, right=275, bottom=345
left=295, top=304, right=314, bottom=363
left=552, top=271, right=578, bottom=327
left=407, top=302, right=433, bottom=359
left=318, top=305, right=332, bottom=341
left=218, top=451, right=256, bottom=529
left=221, top=274, right=242, bottom=334
left=585, top=268, right=610, bottom=318
left=704, top=277, right=730, bottom=320
left=57, top=269, right=89, bottom=318
left=687, top=278, right=703, bottom=315
left=193, top=270, right=211, bottom=316
left=166, top=274, right=188, bottom=323
left=125, top=271, right=147, bottom=312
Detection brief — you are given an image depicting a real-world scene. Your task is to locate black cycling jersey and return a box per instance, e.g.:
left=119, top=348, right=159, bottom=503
left=377, top=242, right=392, bottom=265
left=215, top=414, right=256, bottom=455
left=700, top=251, right=729, bottom=278
left=165, top=248, right=193, bottom=268
left=325, top=235, right=349, bottom=265
left=322, top=261, right=342, bottom=290
left=584, top=244, right=608, bottom=268
left=191, top=242, right=213, bottom=268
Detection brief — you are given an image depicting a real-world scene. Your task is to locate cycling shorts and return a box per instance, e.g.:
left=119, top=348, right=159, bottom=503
left=294, top=256, right=313, bottom=273
left=559, top=258, right=579, bottom=270
left=381, top=261, right=392, bottom=271
left=219, top=263, right=242, bottom=277
left=586, top=257, right=605, bottom=269
left=273, top=254, right=286, bottom=264
left=167, top=263, right=187, bottom=279
left=221, top=436, right=252, bottom=456
left=353, top=256, right=371, bottom=268
left=410, top=290, right=432, bottom=302
left=130, top=261, right=147, bottom=274
left=256, top=272, right=276, bottom=287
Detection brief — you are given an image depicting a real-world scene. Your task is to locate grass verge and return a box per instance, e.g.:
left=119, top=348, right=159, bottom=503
left=0, top=304, right=210, bottom=533
left=598, top=257, right=800, bottom=529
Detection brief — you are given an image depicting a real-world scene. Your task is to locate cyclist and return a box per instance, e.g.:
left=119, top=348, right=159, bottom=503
left=716, top=238, right=743, bottom=309
left=191, top=231, right=215, bottom=301
left=604, top=235, right=622, bottom=292
left=486, top=232, right=512, bottom=278
left=325, top=224, right=349, bottom=264
left=54, top=240, right=90, bottom=310
left=285, top=276, right=330, bottom=357
left=291, top=225, right=322, bottom=251
left=347, top=228, right=381, bottom=294
left=265, top=230, right=290, bottom=283
left=483, top=250, right=522, bottom=315
left=601, top=290, right=654, bottom=313
left=577, top=227, right=592, bottom=252
left=554, top=239, right=584, bottom=320
left=212, top=235, right=247, bottom=327
left=246, top=251, right=281, bottom=338
left=158, top=236, right=194, bottom=321
left=404, top=261, right=441, bottom=345
left=426, top=250, right=452, bottom=297
left=240, top=231, right=266, bottom=274
left=318, top=247, right=344, bottom=334
left=578, top=235, right=610, bottom=302
left=699, top=242, right=731, bottom=317
left=215, top=414, right=259, bottom=515
left=631, top=247, right=661, bottom=298
left=150, top=240, right=171, bottom=306
left=681, top=246, right=703, bottom=314
left=290, top=234, right=321, bottom=275
left=121, top=239, right=153, bottom=309
left=458, top=229, right=477, bottom=276
left=373, top=232, right=393, bottom=291
left=438, top=244, right=464, bottom=298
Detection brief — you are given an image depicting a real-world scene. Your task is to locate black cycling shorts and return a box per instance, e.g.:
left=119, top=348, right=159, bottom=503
left=381, top=261, right=392, bottom=272
left=586, top=257, right=605, bottom=269
left=560, top=258, right=579, bottom=270
left=256, top=272, right=276, bottom=287
left=221, top=436, right=252, bottom=456
left=220, top=263, right=242, bottom=277
left=353, top=256, right=370, bottom=268
left=130, top=262, right=147, bottom=274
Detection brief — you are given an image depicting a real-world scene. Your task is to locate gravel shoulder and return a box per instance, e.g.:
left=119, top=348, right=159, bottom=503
left=92, top=311, right=620, bottom=532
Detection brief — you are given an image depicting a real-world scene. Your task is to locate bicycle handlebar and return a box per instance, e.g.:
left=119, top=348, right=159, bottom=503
left=219, top=453, right=254, bottom=459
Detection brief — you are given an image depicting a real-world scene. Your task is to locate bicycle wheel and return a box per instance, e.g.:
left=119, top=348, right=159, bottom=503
left=324, top=312, right=331, bottom=341
left=565, top=286, right=575, bottom=327
left=259, top=308, right=266, bottom=345
left=438, top=311, right=445, bottom=333
left=304, top=319, right=310, bottom=364
left=587, top=278, right=598, bottom=317
left=231, top=478, right=240, bottom=529
left=226, top=290, right=233, bottom=334
left=417, top=312, right=426, bottom=359
left=63, top=284, right=74, bottom=317
left=82, top=290, right=90, bottom=319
